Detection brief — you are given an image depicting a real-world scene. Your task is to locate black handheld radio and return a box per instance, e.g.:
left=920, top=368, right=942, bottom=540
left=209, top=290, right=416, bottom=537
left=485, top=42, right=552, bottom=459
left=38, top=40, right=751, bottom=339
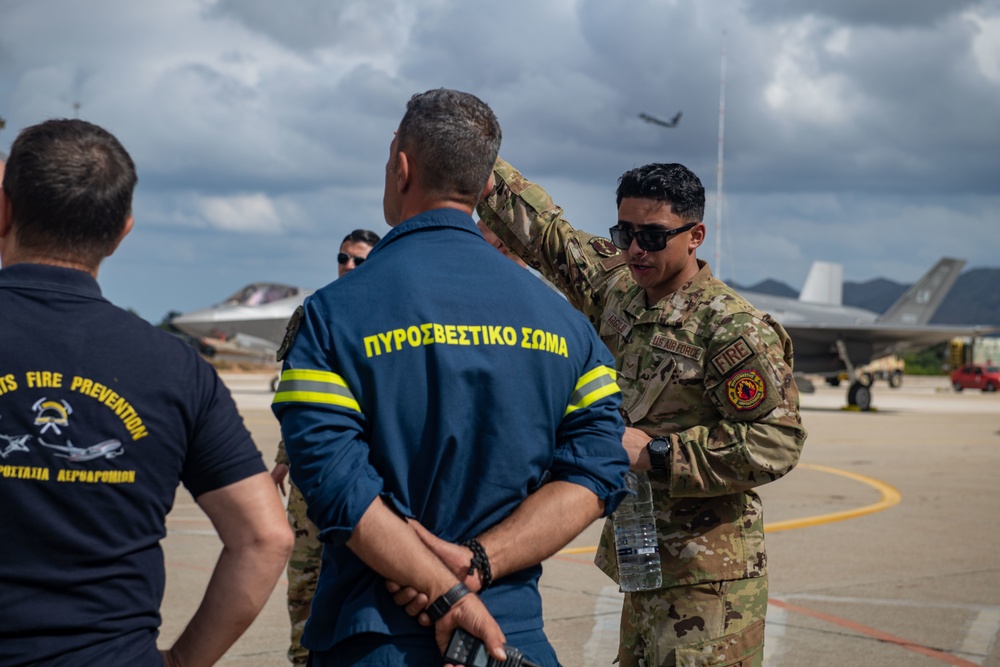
left=444, top=628, right=541, bottom=667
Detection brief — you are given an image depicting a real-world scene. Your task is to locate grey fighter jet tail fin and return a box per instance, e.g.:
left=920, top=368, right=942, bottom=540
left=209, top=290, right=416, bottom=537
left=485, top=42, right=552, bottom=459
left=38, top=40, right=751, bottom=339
left=876, top=257, right=965, bottom=326
left=799, top=261, right=844, bottom=306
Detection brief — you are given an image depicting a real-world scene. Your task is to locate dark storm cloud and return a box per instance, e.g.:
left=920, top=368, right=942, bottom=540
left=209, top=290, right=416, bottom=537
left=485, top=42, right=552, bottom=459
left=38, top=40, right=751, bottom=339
left=209, top=0, right=403, bottom=53
left=746, top=0, right=986, bottom=28
left=2, top=0, right=997, bottom=321
left=558, top=1, right=1000, bottom=198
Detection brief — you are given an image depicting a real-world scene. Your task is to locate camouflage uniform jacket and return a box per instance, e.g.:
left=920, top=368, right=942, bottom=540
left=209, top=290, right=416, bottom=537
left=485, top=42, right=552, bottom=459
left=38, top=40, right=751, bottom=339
left=477, top=158, right=807, bottom=589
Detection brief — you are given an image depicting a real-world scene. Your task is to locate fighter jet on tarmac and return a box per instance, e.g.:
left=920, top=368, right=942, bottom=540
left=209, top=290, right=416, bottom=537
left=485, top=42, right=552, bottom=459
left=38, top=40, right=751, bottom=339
left=172, top=258, right=991, bottom=406
left=171, top=283, right=312, bottom=354
left=740, top=257, right=994, bottom=410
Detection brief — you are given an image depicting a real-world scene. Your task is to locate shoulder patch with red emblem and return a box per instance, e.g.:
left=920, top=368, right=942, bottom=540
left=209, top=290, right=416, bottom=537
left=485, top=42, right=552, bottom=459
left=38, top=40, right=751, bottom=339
left=590, top=237, right=618, bottom=257
left=726, top=369, right=766, bottom=411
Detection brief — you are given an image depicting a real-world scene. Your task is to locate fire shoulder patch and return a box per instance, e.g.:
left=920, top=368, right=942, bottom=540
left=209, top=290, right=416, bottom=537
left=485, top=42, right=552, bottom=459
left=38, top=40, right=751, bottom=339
left=726, top=369, right=766, bottom=411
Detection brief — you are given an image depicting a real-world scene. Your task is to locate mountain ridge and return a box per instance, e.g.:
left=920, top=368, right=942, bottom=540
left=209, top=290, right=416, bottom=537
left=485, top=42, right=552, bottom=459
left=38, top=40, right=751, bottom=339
left=731, top=267, right=1000, bottom=326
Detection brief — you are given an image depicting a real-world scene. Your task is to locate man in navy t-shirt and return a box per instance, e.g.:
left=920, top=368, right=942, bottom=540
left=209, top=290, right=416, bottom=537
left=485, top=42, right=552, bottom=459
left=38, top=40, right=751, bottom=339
left=0, top=120, right=293, bottom=667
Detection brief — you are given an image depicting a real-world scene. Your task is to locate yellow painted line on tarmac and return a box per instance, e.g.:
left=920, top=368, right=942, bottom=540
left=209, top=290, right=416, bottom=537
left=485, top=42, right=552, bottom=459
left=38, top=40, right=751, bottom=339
left=557, top=463, right=901, bottom=555
left=765, top=463, right=901, bottom=533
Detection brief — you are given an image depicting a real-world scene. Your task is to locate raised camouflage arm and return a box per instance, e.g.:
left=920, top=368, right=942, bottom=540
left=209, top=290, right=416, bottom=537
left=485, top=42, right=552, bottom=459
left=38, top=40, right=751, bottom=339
left=477, top=158, right=629, bottom=329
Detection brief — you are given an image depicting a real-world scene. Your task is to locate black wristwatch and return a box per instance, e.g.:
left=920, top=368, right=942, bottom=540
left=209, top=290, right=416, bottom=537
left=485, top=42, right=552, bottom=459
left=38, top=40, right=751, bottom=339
left=425, top=582, right=471, bottom=623
left=646, top=437, right=672, bottom=474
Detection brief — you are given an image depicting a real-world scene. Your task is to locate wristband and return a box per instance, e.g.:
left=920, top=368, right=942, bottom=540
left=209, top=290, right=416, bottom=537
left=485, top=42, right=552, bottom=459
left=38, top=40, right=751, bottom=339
left=462, top=538, right=493, bottom=590
left=425, top=582, right=471, bottom=623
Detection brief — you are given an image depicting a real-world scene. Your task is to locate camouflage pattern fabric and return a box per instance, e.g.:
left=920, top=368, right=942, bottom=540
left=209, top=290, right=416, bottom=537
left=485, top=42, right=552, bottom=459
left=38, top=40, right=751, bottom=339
left=276, top=441, right=320, bottom=665
left=620, top=578, right=767, bottom=666
left=275, top=437, right=291, bottom=466
left=477, top=158, right=807, bottom=663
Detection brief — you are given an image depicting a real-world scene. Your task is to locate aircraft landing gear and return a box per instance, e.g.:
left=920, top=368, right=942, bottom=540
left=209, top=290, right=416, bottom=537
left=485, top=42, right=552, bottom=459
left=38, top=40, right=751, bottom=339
left=847, top=381, right=873, bottom=411
left=835, top=339, right=875, bottom=411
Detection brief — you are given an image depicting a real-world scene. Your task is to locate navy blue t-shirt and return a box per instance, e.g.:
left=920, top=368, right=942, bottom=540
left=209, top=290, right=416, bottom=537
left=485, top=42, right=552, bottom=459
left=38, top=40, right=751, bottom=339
left=0, top=264, right=265, bottom=666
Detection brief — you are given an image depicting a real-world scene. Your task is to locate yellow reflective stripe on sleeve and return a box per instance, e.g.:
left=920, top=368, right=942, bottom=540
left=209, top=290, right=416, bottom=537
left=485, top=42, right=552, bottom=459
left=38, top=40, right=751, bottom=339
left=272, top=368, right=361, bottom=412
left=564, top=365, right=620, bottom=416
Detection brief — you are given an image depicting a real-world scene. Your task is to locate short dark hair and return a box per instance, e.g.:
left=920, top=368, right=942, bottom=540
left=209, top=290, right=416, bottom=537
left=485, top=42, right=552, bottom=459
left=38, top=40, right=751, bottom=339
left=2, top=119, right=137, bottom=263
left=395, top=89, right=501, bottom=208
left=615, top=163, right=705, bottom=223
left=341, top=229, right=381, bottom=246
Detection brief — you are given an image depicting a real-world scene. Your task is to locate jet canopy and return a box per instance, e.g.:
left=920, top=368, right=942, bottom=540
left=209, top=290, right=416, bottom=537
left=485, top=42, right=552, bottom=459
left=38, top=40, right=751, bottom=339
left=222, top=284, right=300, bottom=308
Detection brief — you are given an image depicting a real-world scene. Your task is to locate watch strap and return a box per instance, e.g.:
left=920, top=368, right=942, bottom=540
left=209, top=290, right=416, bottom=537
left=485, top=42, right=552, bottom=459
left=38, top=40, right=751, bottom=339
left=425, top=582, right=471, bottom=623
left=647, top=437, right=671, bottom=474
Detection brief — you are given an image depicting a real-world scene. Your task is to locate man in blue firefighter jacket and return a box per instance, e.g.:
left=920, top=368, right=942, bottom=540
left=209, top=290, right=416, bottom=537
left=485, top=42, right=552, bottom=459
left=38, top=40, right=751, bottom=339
left=272, top=88, right=630, bottom=666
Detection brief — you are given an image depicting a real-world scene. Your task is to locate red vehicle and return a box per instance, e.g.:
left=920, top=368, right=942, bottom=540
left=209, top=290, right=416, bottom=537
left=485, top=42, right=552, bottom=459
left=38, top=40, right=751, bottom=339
left=951, top=364, right=1000, bottom=392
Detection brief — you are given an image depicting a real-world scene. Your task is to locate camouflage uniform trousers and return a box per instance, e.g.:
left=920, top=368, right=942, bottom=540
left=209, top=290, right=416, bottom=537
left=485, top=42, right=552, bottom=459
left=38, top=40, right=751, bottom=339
left=285, top=481, right=321, bottom=666
left=618, top=576, right=767, bottom=667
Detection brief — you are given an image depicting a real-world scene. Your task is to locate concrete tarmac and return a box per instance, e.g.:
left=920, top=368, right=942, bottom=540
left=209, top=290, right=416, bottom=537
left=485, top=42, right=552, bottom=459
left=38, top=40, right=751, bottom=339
left=159, top=373, right=1000, bottom=666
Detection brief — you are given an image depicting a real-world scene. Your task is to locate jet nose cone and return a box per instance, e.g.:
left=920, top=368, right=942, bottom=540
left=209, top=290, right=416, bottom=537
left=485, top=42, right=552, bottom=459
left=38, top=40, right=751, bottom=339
left=171, top=308, right=220, bottom=339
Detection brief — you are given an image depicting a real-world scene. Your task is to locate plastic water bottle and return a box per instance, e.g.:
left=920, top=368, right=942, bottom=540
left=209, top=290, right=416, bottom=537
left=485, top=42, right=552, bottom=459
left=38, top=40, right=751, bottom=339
left=614, top=471, right=662, bottom=592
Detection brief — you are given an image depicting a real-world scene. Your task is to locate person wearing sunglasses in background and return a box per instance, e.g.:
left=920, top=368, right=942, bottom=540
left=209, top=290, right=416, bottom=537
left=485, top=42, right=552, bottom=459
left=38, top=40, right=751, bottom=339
left=271, top=227, right=381, bottom=665
left=477, top=159, right=807, bottom=667
left=337, top=228, right=381, bottom=277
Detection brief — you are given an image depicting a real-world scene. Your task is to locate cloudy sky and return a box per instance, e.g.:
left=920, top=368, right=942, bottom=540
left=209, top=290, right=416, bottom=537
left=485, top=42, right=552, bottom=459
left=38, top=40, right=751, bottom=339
left=2, top=0, right=998, bottom=323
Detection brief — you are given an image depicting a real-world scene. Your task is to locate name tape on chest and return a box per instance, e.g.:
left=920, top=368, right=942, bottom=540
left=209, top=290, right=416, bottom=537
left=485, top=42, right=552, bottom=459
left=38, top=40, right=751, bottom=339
left=600, top=254, right=626, bottom=271
left=602, top=311, right=632, bottom=338
left=650, top=334, right=704, bottom=361
left=711, top=336, right=755, bottom=376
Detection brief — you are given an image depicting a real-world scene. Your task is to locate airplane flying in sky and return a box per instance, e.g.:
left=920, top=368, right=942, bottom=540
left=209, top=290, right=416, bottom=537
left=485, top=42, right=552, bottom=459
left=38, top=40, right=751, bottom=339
left=171, top=257, right=991, bottom=408
left=638, top=111, right=682, bottom=128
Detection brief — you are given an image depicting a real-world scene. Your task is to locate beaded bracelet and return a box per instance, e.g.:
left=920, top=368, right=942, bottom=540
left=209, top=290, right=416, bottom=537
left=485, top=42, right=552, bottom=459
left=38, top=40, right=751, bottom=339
left=462, top=538, right=493, bottom=590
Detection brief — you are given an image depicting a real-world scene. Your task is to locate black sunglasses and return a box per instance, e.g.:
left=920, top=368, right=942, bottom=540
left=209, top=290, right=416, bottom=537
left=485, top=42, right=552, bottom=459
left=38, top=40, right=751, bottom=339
left=608, top=222, right=697, bottom=252
left=337, top=252, right=366, bottom=266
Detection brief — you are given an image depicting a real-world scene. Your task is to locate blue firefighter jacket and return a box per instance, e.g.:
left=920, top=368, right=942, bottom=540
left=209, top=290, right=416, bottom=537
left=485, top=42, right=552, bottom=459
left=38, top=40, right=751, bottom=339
left=272, top=208, right=629, bottom=652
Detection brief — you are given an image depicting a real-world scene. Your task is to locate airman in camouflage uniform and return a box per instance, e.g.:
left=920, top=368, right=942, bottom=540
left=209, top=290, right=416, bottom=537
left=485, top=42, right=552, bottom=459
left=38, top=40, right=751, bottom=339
left=477, top=158, right=806, bottom=666
left=270, top=228, right=382, bottom=664
left=273, top=441, right=320, bottom=666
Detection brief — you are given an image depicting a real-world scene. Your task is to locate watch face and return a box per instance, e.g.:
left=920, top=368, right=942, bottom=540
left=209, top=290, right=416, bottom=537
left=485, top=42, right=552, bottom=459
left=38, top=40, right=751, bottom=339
left=649, top=438, right=669, bottom=454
